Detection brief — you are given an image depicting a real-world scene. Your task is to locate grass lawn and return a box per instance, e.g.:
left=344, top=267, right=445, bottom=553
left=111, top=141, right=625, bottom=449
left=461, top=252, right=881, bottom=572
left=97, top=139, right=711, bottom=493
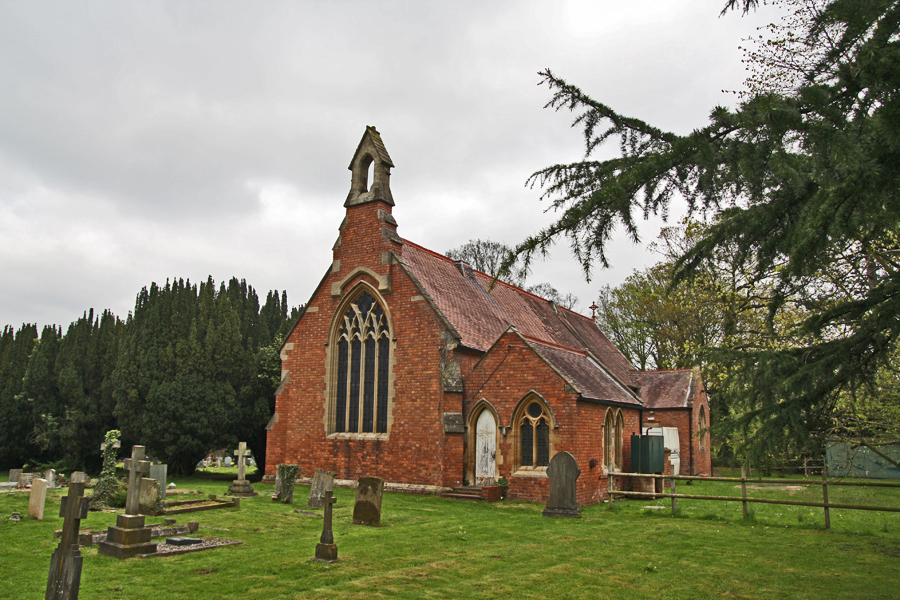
left=1, top=473, right=898, bottom=599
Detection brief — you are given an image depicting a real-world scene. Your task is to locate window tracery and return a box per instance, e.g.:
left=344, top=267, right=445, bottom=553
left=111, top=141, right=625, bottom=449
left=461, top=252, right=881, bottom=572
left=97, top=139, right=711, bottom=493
left=333, top=291, right=391, bottom=434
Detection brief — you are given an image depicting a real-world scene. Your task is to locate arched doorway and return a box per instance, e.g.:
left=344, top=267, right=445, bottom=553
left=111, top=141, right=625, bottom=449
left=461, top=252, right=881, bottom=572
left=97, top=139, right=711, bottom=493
left=475, top=410, right=497, bottom=485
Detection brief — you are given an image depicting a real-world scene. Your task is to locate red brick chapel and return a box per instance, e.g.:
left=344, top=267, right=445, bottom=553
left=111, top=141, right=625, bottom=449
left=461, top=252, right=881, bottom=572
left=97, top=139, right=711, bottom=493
left=264, top=127, right=711, bottom=505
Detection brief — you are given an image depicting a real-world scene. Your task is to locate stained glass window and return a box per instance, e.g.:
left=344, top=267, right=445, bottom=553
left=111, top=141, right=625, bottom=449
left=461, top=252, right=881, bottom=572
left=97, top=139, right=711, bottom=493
left=334, top=292, right=391, bottom=433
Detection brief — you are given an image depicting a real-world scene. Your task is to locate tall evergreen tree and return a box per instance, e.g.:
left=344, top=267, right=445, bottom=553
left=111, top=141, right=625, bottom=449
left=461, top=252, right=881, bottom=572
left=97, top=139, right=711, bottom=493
left=0, top=324, right=38, bottom=469
left=511, top=0, right=900, bottom=457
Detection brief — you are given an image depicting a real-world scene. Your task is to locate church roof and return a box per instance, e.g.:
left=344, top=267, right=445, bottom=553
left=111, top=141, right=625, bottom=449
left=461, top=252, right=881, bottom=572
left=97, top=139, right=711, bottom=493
left=525, top=338, right=642, bottom=406
left=633, top=369, right=695, bottom=409
left=398, top=240, right=640, bottom=402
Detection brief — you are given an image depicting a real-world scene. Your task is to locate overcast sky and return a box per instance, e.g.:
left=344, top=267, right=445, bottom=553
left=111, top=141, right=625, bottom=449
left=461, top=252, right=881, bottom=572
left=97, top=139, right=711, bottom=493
left=0, top=1, right=783, bottom=329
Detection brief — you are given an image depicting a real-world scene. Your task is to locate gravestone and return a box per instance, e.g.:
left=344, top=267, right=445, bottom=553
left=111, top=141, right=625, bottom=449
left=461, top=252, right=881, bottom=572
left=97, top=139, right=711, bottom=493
left=44, top=469, right=57, bottom=489
left=28, top=478, right=49, bottom=520
left=46, top=472, right=89, bottom=600
left=275, top=464, right=300, bottom=504
left=215, top=458, right=222, bottom=467
left=99, top=446, right=157, bottom=559
left=149, top=464, right=167, bottom=500
left=542, top=451, right=582, bottom=518
left=123, top=445, right=151, bottom=515
left=19, top=472, right=35, bottom=488
left=9, top=468, right=22, bottom=485
left=352, top=477, right=384, bottom=526
left=308, top=469, right=335, bottom=509
left=272, top=471, right=283, bottom=500
left=224, top=456, right=233, bottom=467
left=139, top=477, right=161, bottom=514
left=313, top=490, right=338, bottom=562
left=227, top=442, right=258, bottom=497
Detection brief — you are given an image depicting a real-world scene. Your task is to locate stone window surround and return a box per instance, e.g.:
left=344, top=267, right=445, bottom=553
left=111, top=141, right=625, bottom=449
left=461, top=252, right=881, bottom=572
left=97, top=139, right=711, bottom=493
left=603, top=408, right=624, bottom=472
left=510, top=394, right=557, bottom=478
left=323, top=282, right=396, bottom=438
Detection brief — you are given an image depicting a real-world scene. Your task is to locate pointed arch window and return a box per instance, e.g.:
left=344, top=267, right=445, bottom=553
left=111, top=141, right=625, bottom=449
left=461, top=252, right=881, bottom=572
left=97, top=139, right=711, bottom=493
left=699, top=406, right=707, bottom=452
left=516, top=398, right=552, bottom=470
left=333, top=291, right=391, bottom=434
left=604, top=409, right=624, bottom=472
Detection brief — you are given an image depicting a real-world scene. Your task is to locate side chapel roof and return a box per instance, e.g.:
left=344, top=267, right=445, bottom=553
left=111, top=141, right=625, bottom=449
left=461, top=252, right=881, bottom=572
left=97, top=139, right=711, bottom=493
left=633, top=369, right=695, bottom=410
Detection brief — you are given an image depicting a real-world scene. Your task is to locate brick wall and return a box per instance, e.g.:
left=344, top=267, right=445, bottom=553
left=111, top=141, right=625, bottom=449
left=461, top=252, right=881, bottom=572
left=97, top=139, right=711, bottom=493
left=266, top=199, right=461, bottom=487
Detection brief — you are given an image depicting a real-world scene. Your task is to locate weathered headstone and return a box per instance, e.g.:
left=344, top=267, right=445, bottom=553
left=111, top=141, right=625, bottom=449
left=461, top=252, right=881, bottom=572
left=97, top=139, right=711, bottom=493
left=224, top=456, right=233, bottom=467
left=313, top=490, right=338, bottom=562
left=148, top=464, right=167, bottom=500
left=19, top=472, right=35, bottom=488
left=275, top=464, right=300, bottom=504
left=29, top=478, right=49, bottom=520
left=215, top=457, right=222, bottom=467
left=46, top=472, right=89, bottom=600
left=9, top=468, right=22, bottom=485
left=352, top=477, right=384, bottom=526
left=123, top=445, right=151, bottom=515
left=227, top=442, right=258, bottom=497
left=139, top=477, right=161, bottom=514
left=542, top=451, right=582, bottom=517
left=308, top=469, right=335, bottom=509
left=272, top=471, right=283, bottom=500
left=44, top=469, right=57, bottom=489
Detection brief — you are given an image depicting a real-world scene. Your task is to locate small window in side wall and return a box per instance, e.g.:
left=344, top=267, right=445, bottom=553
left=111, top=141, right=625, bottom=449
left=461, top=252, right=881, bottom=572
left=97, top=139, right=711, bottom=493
left=517, top=399, right=552, bottom=469
left=699, top=405, right=707, bottom=452
left=604, top=409, right=615, bottom=470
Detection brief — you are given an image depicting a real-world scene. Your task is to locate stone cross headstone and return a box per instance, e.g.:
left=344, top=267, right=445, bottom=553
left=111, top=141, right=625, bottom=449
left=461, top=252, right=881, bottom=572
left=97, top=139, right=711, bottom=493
left=9, top=468, right=22, bottom=485
left=148, top=464, right=167, bottom=500
left=46, top=473, right=89, bottom=600
left=234, top=442, right=250, bottom=481
left=123, top=445, right=151, bottom=515
left=44, top=469, right=57, bottom=489
left=227, top=442, right=258, bottom=496
left=542, top=451, right=582, bottom=517
left=314, top=490, right=338, bottom=562
left=308, top=469, right=335, bottom=509
left=352, top=477, right=384, bottom=527
left=29, top=478, right=49, bottom=520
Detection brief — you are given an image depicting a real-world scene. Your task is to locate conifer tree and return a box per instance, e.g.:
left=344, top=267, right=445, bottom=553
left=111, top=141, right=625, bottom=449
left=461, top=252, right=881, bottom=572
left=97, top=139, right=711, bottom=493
left=513, top=0, right=900, bottom=458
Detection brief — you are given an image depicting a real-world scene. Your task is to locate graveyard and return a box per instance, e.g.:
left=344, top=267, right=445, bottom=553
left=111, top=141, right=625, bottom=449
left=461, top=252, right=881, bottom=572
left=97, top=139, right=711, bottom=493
left=1, top=468, right=899, bottom=599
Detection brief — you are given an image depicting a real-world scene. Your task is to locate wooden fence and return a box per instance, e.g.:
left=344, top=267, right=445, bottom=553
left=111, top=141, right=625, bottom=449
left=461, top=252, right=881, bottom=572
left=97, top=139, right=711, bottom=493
left=608, top=472, right=900, bottom=528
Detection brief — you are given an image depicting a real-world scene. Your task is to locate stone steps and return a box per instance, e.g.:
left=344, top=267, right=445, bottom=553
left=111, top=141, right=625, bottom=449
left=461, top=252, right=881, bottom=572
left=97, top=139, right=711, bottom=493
left=441, top=486, right=502, bottom=502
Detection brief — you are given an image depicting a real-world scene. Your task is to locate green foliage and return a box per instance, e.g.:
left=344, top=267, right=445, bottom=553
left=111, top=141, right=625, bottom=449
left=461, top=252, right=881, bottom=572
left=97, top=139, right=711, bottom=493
left=517, top=0, right=900, bottom=461
left=90, top=429, right=123, bottom=508
left=0, top=276, right=296, bottom=476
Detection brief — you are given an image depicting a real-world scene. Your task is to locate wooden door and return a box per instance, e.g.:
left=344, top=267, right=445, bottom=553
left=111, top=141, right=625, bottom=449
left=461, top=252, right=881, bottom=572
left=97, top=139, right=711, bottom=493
left=475, top=410, right=496, bottom=486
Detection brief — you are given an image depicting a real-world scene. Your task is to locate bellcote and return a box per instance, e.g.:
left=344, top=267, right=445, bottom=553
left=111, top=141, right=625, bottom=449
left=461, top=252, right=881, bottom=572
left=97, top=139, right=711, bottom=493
left=345, top=126, right=394, bottom=208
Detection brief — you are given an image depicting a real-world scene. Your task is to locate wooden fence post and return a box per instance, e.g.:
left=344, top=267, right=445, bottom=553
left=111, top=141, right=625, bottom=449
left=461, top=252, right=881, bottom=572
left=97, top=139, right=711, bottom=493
left=822, top=473, right=831, bottom=529
left=741, top=467, right=748, bottom=519
left=608, top=473, right=614, bottom=507
left=671, top=476, right=677, bottom=515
